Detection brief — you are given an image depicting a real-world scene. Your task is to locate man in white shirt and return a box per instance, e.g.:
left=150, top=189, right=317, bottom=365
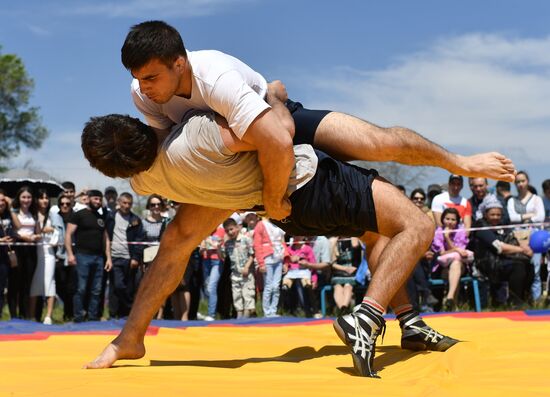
left=121, top=21, right=517, bottom=223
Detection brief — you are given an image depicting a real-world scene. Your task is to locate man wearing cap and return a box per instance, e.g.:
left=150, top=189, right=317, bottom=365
left=65, top=189, right=113, bottom=322
left=431, top=174, right=473, bottom=233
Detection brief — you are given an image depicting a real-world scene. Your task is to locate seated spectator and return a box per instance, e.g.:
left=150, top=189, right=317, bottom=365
left=330, top=237, right=360, bottom=315
left=473, top=196, right=532, bottom=307
left=222, top=218, right=255, bottom=319
left=407, top=188, right=438, bottom=311
left=431, top=208, right=474, bottom=311
left=282, top=236, right=317, bottom=317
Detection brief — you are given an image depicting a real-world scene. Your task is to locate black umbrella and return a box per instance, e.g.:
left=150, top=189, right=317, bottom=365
left=0, top=178, right=65, bottom=198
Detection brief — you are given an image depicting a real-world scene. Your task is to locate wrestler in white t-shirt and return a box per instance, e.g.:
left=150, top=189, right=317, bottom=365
left=132, top=50, right=270, bottom=140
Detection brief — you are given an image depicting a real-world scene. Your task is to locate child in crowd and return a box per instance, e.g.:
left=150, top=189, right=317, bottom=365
left=281, top=236, right=317, bottom=316
left=431, top=207, right=474, bottom=311
left=222, top=218, right=256, bottom=319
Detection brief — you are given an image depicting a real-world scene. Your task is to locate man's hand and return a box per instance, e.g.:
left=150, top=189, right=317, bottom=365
left=522, top=245, right=534, bottom=257
left=68, top=254, right=77, bottom=266
left=267, top=80, right=288, bottom=103
left=104, top=258, right=113, bottom=272
left=265, top=196, right=291, bottom=220
left=130, top=259, right=139, bottom=269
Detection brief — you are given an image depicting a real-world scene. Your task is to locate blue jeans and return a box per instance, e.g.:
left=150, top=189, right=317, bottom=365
left=202, top=258, right=223, bottom=317
left=531, top=253, right=542, bottom=300
left=262, top=261, right=283, bottom=317
left=74, top=253, right=104, bottom=321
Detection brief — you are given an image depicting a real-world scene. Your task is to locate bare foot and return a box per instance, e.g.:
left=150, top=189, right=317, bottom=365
left=456, top=152, right=517, bottom=182
left=83, top=338, right=145, bottom=369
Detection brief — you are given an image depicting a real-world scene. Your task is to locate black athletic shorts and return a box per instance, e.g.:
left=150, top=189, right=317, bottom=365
left=271, top=150, right=378, bottom=237
left=286, top=99, right=331, bottom=145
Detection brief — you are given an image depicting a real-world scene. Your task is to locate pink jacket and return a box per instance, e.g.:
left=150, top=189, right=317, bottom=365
left=253, top=221, right=288, bottom=268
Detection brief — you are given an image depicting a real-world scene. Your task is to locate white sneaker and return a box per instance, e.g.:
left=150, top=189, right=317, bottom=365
left=313, top=313, right=323, bottom=319
left=204, top=315, right=215, bottom=322
left=196, top=313, right=206, bottom=320
left=43, top=316, right=52, bottom=325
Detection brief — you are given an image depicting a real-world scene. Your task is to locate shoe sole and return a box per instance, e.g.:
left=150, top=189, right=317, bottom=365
left=333, top=318, right=380, bottom=378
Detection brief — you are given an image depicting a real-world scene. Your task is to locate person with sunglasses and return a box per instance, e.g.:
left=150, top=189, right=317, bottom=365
left=51, top=193, right=77, bottom=321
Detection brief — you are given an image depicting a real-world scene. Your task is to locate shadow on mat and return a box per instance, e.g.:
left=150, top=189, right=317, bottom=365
left=147, top=345, right=348, bottom=368
left=144, top=344, right=427, bottom=373
left=337, top=345, right=430, bottom=376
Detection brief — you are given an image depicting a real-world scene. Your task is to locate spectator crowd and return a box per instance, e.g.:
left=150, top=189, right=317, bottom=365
left=1, top=173, right=549, bottom=324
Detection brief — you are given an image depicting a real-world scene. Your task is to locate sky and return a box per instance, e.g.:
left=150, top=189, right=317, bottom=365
left=1, top=0, right=550, bottom=197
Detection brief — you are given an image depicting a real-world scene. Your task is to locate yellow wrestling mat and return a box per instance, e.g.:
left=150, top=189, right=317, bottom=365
left=1, top=312, right=549, bottom=397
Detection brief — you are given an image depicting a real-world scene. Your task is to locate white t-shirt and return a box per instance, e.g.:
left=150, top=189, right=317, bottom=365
left=263, top=220, right=285, bottom=265
left=431, top=191, right=472, bottom=221
left=132, top=50, right=270, bottom=139
left=130, top=112, right=317, bottom=210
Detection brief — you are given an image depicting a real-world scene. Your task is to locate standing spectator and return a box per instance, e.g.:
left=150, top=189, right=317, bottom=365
left=330, top=237, right=360, bottom=315
left=222, top=218, right=255, bottom=319
left=431, top=174, right=472, bottom=234
left=426, top=184, right=443, bottom=208
left=304, top=235, right=333, bottom=318
left=0, top=191, right=18, bottom=316
left=29, top=190, right=60, bottom=324
left=473, top=196, right=532, bottom=307
left=50, top=181, right=86, bottom=214
left=65, top=190, right=112, bottom=322
left=542, top=179, right=550, bottom=222
left=106, top=192, right=144, bottom=318
left=199, top=226, right=225, bottom=321
left=104, top=186, right=118, bottom=214
left=469, top=177, right=510, bottom=224
left=254, top=218, right=286, bottom=318
left=430, top=208, right=474, bottom=311
left=51, top=192, right=76, bottom=321
left=507, top=171, right=545, bottom=301
left=410, top=188, right=433, bottom=219
left=10, top=187, right=40, bottom=319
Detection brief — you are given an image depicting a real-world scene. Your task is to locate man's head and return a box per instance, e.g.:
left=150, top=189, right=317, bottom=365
left=223, top=218, right=240, bottom=239
left=496, top=180, right=511, bottom=197
left=87, top=190, right=103, bottom=211
left=117, top=192, right=133, bottom=215
left=82, top=114, right=158, bottom=178
left=105, top=186, right=118, bottom=203
left=122, top=21, right=188, bottom=104
left=470, top=177, right=488, bottom=200
left=448, top=174, right=464, bottom=197
left=62, top=181, right=76, bottom=201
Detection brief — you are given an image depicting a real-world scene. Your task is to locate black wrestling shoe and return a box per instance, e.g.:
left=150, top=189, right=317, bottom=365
left=333, top=305, right=386, bottom=378
left=399, top=311, right=459, bottom=352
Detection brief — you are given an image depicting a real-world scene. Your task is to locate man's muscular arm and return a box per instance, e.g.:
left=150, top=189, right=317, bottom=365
left=241, top=93, right=295, bottom=220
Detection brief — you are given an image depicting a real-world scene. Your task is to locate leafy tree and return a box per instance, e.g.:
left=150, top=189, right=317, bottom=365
left=0, top=46, right=48, bottom=170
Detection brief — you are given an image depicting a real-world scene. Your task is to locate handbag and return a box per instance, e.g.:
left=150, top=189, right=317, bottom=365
left=1, top=219, right=17, bottom=268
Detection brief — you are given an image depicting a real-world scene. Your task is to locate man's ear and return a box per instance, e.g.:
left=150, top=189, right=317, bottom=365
left=174, top=56, right=187, bottom=72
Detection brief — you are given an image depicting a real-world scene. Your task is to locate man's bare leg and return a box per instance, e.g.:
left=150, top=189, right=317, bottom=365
left=361, top=228, right=459, bottom=351
left=84, top=205, right=231, bottom=369
left=314, top=112, right=517, bottom=181
left=333, top=178, right=435, bottom=377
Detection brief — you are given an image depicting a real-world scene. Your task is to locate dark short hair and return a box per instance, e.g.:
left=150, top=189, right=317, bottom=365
left=223, top=218, right=238, bottom=229
left=62, top=181, right=75, bottom=190
left=441, top=207, right=461, bottom=225
left=81, top=114, right=158, bottom=178
left=121, top=20, right=187, bottom=70
left=119, top=192, right=134, bottom=201
left=543, top=179, right=550, bottom=192
left=496, top=181, right=511, bottom=192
